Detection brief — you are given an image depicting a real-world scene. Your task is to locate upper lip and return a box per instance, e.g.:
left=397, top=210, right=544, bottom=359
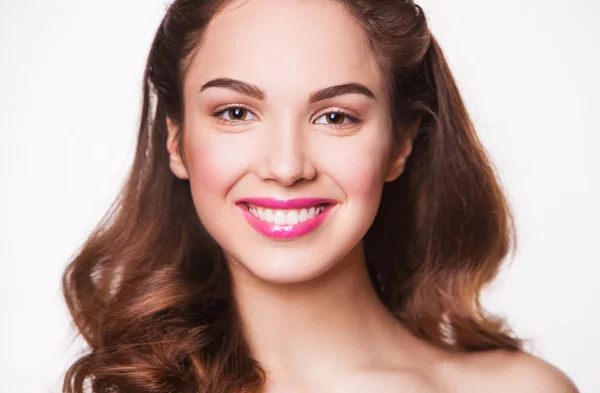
left=237, top=197, right=335, bottom=209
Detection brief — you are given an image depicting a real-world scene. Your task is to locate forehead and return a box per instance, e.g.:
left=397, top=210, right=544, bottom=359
left=185, top=0, right=384, bottom=101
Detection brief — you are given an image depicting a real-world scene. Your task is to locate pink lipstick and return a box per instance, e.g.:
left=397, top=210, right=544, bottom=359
left=237, top=198, right=335, bottom=240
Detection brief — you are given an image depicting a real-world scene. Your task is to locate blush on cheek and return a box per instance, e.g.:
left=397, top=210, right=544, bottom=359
left=316, top=137, right=390, bottom=200
left=185, top=132, right=257, bottom=195
left=340, top=157, right=386, bottom=201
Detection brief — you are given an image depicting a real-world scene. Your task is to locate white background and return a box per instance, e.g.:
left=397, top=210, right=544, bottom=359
left=0, top=0, right=598, bottom=392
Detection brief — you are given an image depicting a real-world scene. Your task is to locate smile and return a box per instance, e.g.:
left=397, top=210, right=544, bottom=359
left=237, top=198, right=335, bottom=240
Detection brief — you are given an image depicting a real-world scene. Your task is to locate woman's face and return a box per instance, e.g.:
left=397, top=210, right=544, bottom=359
left=167, top=0, right=410, bottom=284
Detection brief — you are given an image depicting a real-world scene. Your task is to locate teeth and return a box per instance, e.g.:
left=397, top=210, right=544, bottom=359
left=247, top=204, right=327, bottom=225
left=299, top=209, right=308, bottom=222
left=264, top=209, right=274, bottom=223
left=286, top=210, right=299, bottom=225
left=273, top=210, right=286, bottom=225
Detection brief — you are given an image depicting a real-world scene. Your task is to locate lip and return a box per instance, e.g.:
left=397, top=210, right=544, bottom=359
left=236, top=198, right=336, bottom=240
left=237, top=197, right=333, bottom=209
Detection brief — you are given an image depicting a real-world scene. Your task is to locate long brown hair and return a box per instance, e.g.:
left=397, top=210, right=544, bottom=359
left=62, top=1, right=522, bottom=392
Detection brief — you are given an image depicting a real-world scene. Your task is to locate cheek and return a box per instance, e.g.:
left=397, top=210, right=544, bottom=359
left=314, top=134, right=391, bottom=201
left=184, top=131, right=256, bottom=197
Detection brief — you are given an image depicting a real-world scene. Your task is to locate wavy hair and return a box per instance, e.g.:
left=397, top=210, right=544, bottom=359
left=62, top=1, right=522, bottom=392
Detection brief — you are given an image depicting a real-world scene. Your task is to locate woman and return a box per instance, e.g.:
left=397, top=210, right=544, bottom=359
left=62, top=0, right=578, bottom=392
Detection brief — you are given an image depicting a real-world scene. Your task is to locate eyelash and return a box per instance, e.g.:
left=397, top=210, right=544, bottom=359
left=210, top=104, right=361, bottom=128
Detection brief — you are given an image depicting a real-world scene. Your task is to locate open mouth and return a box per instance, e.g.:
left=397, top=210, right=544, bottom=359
left=236, top=198, right=335, bottom=240
left=241, top=202, right=330, bottom=226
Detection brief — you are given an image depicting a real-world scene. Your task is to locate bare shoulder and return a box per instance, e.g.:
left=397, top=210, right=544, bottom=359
left=436, top=349, right=579, bottom=393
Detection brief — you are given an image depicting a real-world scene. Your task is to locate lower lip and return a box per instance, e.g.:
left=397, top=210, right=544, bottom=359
left=238, top=205, right=333, bottom=240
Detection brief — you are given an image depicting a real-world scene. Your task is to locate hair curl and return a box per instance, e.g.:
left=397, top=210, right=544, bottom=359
left=62, top=1, right=522, bottom=392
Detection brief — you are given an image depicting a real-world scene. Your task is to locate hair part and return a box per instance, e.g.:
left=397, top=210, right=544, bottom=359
left=62, top=1, right=522, bottom=392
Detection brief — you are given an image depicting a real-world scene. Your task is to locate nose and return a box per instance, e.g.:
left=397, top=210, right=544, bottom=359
left=258, top=117, right=317, bottom=186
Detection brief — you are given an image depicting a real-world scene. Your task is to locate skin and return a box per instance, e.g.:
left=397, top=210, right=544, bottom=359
left=166, top=0, right=579, bottom=392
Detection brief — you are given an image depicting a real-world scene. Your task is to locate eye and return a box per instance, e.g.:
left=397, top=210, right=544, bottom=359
left=212, top=105, right=258, bottom=125
left=314, top=110, right=360, bottom=127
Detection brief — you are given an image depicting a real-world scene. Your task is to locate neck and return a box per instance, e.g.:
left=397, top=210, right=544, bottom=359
left=228, top=242, right=411, bottom=388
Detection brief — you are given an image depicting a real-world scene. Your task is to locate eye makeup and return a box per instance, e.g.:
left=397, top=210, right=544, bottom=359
left=210, top=104, right=363, bottom=129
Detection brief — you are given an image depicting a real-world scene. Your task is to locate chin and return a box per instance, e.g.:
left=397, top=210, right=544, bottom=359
left=226, top=246, right=345, bottom=285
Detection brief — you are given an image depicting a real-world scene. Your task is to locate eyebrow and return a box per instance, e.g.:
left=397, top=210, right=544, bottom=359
left=199, top=78, right=376, bottom=103
left=309, top=83, right=375, bottom=103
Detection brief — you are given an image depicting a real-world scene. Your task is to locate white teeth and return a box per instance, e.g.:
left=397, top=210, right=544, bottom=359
left=299, top=209, right=308, bottom=223
left=286, top=210, right=299, bottom=225
left=247, top=204, right=328, bottom=224
left=273, top=210, right=287, bottom=225
left=264, top=209, right=274, bottom=223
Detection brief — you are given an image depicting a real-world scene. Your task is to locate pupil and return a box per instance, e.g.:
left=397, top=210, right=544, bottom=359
left=328, top=113, right=344, bottom=124
left=230, top=107, right=246, bottom=120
